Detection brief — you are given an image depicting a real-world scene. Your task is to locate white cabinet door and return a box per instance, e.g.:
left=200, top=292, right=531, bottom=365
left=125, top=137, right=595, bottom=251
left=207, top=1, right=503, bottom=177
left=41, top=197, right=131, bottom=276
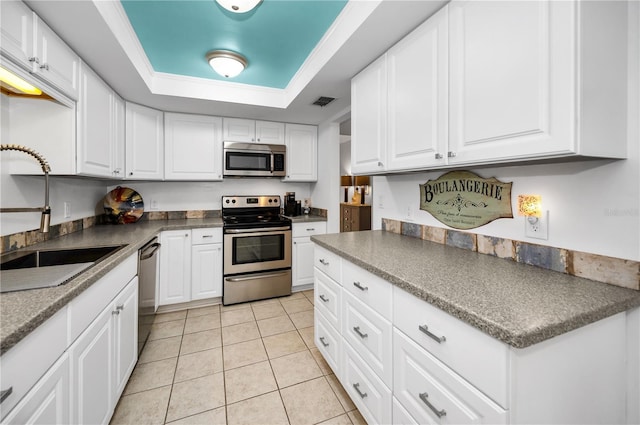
left=34, top=17, right=79, bottom=99
left=351, top=54, right=387, bottom=174
left=191, top=243, right=222, bottom=300
left=255, top=121, right=285, bottom=144
left=113, top=277, right=138, bottom=400
left=292, top=236, right=315, bottom=288
left=283, top=124, right=317, bottom=182
left=69, top=304, right=114, bottom=425
left=2, top=353, right=70, bottom=425
left=164, top=113, right=223, bottom=180
left=223, top=117, right=255, bottom=142
left=126, top=102, right=164, bottom=180
left=448, top=0, right=574, bottom=164
left=387, top=5, right=448, bottom=171
left=113, top=94, right=125, bottom=178
left=159, top=230, right=191, bottom=305
left=0, top=0, right=34, bottom=69
left=77, top=62, right=117, bottom=178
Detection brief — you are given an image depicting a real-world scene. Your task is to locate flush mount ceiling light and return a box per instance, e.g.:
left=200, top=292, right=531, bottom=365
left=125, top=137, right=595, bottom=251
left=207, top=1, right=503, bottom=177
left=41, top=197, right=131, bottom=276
left=215, top=0, right=262, bottom=13
left=206, top=50, right=248, bottom=78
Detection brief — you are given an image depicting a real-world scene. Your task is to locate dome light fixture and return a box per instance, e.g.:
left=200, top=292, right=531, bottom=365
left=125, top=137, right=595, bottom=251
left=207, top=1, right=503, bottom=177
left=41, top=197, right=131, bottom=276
left=216, top=0, right=262, bottom=13
left=206, top=50, right=248, bottom=78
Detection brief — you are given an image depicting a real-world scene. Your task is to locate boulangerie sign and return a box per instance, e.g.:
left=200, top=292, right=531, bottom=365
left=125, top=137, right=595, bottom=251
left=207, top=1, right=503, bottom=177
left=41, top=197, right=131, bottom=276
left=419, top=171, right=513, bottom=230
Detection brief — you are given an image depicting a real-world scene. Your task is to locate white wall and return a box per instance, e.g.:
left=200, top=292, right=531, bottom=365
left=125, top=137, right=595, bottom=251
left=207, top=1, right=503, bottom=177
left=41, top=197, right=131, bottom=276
left=106, top=179, right=312, bottom=213
left=372, top=2, right=640, bottom=261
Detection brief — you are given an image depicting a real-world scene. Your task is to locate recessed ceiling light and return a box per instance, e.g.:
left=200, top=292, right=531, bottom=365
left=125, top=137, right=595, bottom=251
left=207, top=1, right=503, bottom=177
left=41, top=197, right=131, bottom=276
left=216, top=0, right=262, bottom=13
left=206, top=50, right=248, bottom=78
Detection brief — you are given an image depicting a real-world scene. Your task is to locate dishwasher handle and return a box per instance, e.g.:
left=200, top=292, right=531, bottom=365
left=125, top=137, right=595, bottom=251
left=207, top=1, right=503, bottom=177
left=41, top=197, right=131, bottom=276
left=140, top=242, right=161, bottom=260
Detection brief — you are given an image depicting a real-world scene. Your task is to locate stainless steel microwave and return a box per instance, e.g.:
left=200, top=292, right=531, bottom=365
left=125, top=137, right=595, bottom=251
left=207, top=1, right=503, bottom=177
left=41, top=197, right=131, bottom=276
left=223, top=142, right=286, bottom=177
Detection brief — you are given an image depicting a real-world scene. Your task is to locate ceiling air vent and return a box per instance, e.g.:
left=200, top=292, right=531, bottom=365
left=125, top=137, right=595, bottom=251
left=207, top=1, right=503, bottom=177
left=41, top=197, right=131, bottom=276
left=312, top=96, right=336, bottom=107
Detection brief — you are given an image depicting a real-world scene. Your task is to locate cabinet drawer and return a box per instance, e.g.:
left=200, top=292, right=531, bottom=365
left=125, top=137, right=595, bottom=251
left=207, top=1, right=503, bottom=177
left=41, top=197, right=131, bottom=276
left=342, top=290, right=392, bottom=387
left=393, top=329, right=507, bottom=424
left=314, top=308, right=340, bottom=377
left=314, top=270, right=341, bottom=329
left=191, top=227, right=222, bottom=245
left=342, top=260, right=392, bottom=320
left=314, top=245, right=341, bottom=283
left=342, top=342, right=392, bottom=425
left=393, top=396, right=419, bottom=425
left=292, top=221, right=326, bottom=238
left=0, top=306, right=68, bottom=419
left=393, top=286, right=509, bottom=408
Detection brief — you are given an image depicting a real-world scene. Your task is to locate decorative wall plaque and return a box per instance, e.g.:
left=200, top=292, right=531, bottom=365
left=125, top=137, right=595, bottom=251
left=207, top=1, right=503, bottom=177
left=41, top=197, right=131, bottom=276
left=419, top=171, right=513, bottom=230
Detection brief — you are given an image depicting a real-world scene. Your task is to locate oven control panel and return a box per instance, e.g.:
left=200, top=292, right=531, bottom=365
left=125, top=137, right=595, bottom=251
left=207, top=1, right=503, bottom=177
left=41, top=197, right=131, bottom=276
left=222, top=196, right=281, bottom=208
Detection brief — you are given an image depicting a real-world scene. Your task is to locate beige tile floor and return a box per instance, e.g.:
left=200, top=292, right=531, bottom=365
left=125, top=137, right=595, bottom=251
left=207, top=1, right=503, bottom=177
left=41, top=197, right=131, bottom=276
left=110, top=290, right=366, bottom=425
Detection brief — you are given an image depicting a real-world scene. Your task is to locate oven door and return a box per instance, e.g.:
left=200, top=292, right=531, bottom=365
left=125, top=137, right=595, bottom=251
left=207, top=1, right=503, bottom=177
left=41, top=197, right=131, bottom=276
left=224, top=227, right=292, bottom=275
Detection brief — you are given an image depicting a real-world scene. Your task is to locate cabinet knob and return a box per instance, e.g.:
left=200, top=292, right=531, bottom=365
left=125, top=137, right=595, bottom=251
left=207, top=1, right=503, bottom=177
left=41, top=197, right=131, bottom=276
left=39, top=63, right=49, bottom=71
left=435, top=153, right=443, bottom=159
left=447, top=151, right=457, bottom=158
left=129, top=172, right=133, bottom=176
left=0, top=387, right=13, bottom=403
left=28, top=56, right=39, bottom=64
left=377, top=161, right=383, bottom=167
left=112, top=310, right=120, bottom=315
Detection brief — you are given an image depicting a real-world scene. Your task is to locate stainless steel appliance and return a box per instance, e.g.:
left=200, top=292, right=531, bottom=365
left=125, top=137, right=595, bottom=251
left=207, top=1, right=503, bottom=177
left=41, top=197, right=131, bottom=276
left=138, top=237, right=160, bottom=354
left=223, top=142, right=286, bottom=177
left=222, top=195, right=292, bottom=305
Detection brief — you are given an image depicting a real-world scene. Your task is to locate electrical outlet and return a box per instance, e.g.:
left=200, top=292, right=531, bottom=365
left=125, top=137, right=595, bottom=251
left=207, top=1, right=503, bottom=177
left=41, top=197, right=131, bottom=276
left=378, top=195, right=384, bottom=209
left=150, top=199, right=159, bottom=210
left=63, top=202, right=71, bottom=218
left=525, top=210, right=548, bottom=240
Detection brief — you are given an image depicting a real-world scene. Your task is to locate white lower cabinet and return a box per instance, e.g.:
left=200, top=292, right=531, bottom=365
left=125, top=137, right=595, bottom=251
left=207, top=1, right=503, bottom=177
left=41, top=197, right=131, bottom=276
left=159, top=228, right=223, bottom=306
left=292, top=222, right=326, bottom=290
left=313, top=244, right=633, bottom=425
left=69, top=276, right=138, bottom=425
left=191, top=228, right=223, bottom=300
left=2, top=353, right=70, bottom=425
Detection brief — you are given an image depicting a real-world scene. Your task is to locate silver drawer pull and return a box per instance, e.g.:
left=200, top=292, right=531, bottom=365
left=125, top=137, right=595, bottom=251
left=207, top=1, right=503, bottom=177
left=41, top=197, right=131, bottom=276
left=319, top=294, right=329, bottom=303
left=202, top=235, right=213, bottom=238
left=116, top=305, right=124, bottom=311
left=418, top=324, right=446, bottom=344
left=353, top=383, right=368, bottom=399
left=319, top=337, right=329, bottom=347
left=319, top=259, right=329, bottom=266
left=353, top=281, right=368, bottom=291
left=112, top=310, right=120, bottom=315
left=306, top=228, right=315, bottom=231
left=419, top=392, right=446, bottom=418
left=0, top=387, right=13, bottom=404
left=353, top=326, right=368, bottom=339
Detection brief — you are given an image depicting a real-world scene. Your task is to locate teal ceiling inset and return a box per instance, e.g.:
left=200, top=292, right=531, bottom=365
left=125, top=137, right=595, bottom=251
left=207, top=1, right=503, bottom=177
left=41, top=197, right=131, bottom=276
left=120, top=0, right=348, bottom=89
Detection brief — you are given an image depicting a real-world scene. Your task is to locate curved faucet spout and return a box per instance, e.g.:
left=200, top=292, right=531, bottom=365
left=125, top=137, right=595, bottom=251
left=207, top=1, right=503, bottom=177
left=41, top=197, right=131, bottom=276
left=0, top=144, right=52, bottom=233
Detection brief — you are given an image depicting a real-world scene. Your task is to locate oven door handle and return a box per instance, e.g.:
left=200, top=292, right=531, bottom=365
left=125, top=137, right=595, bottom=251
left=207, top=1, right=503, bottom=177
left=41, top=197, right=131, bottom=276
left=226, top=271, right=290, bottom=282
left=225, top=226, right=291, bottom=234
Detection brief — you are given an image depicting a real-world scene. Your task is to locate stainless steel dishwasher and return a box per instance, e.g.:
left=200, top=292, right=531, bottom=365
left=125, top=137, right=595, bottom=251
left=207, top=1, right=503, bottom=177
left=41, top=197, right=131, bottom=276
left=138, top=237, right=160, bottom=355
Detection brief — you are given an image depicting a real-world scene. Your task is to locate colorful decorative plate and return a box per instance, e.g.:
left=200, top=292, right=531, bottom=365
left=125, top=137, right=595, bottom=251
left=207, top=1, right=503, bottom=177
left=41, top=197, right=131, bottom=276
left=103, top=186, right=144, bottom=224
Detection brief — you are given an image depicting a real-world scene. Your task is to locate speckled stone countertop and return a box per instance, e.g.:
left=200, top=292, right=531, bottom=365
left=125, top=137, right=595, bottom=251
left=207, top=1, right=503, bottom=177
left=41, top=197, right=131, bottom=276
left=284, top=214, right=327, bottom=223
left=0, top=218, right=222, bottom=355
left=311, top=230, right=640, bottom=349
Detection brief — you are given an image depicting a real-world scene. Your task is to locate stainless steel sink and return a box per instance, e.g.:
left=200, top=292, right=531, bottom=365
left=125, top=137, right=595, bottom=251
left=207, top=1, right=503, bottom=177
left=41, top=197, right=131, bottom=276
left=0, top=245, right=126, bottom=293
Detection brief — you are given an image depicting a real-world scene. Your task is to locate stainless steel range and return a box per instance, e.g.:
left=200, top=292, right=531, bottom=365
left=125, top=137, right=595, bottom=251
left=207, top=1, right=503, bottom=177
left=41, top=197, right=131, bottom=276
left=222, top=195, right=292, bottom=305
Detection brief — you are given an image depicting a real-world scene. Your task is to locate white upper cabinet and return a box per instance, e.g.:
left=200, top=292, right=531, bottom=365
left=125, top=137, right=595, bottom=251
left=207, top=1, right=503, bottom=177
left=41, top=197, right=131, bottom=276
left=1, top=0, right=33, bottom=67
left=387, top=5, right=448, bottom=171
left=125, top=102, right=164, bottom=180
left=283, top=123, right=317, bottom=182
left=77, top=62, right=125, bottom=178
left=448, top=0, right=627, bottom=164
left=1, top=0, right=79, bottom=99
left=223, top=118, right=284, bottom=144
left=351, top=54, right=387, bottom=175
left=352, top=0, right=629, bottom=175
left=164, top=113, right=223, bottom=180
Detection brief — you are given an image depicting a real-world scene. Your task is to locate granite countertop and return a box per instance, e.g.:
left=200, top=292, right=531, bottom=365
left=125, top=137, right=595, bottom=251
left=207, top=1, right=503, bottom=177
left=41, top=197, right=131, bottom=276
left=0, top=218, right=222, bottom=355
left=311, top=230, right=640, bottom=349
left=284, top=214, right=327, bottom=223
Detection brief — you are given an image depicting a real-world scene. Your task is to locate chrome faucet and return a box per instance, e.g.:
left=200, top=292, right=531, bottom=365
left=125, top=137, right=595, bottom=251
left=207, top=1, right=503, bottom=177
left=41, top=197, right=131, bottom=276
left=0, top=144, right=51, bottom=233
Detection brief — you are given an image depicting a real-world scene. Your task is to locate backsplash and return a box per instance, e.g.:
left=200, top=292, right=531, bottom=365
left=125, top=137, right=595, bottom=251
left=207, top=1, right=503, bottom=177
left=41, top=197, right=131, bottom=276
left=382, top=218, right=640, bottom=291
left=1, top=207, right=328, bottom=254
